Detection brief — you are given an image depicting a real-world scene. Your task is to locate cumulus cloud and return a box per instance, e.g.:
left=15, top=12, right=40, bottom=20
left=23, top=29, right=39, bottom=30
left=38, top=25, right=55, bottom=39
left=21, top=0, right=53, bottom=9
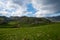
left=12, top=0, right=60, bottom=17
left=31, top=0, right=60, bottom=17
left=0, top=0, right=60, bottom=17
left=0, top=0, right=26, bottom=17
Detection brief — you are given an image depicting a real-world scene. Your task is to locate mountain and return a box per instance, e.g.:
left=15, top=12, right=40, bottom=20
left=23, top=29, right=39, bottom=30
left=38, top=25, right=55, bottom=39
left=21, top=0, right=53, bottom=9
left=47, top=16, right=60, bottom=22
left=0, top=16, right=9, bottom=24
left=9, top=16, right=51, bottom=24
left=0, top=16, right=52, bottom=27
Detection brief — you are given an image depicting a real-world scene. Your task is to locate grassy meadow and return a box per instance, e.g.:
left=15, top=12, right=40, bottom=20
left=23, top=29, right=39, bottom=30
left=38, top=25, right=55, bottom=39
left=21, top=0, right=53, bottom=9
left=0, top=23, right=60, bottom=40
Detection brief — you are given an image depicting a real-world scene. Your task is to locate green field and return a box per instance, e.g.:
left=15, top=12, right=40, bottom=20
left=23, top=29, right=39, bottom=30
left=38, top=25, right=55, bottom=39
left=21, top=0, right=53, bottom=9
left=0, top=23, right=60, bottom=40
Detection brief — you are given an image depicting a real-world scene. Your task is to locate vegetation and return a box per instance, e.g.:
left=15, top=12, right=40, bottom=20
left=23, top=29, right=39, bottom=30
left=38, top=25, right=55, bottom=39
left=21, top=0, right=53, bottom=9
left=0, top=23, right=60, bottom=40
left=0, top=16, right=52, bottom=28
left=0, top=16, right=60, bottom=40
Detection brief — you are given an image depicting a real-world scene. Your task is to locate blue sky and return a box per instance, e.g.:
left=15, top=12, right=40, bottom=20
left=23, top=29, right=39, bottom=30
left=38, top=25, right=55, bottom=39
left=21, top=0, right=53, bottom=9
left=0, top=0, right=60, bottom=17
left=27, top=3, right=37, bottom=14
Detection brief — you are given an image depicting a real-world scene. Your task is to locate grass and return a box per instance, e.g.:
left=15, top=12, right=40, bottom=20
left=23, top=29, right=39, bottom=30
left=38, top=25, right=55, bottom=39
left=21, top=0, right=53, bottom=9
left=0, top=23, right=60, bottom=40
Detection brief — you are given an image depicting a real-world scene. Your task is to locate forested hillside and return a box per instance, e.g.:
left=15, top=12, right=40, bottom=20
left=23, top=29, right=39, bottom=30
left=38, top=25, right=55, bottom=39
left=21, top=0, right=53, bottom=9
left=0, top=16, right=51, bottom=28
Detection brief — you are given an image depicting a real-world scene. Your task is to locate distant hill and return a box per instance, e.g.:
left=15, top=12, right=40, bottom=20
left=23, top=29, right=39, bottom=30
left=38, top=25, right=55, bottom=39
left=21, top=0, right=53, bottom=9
left=9, top=16, right=51, bottom=24
left=47, top=16, right=60, bottom=22
left=0, top=16, right=52, bottom=27
left=0, top=16, right=9, bottom=24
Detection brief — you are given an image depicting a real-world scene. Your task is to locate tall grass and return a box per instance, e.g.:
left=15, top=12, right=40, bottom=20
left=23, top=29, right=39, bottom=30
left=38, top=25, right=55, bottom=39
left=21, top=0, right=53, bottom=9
left=0, top=23, right=60, bottom=40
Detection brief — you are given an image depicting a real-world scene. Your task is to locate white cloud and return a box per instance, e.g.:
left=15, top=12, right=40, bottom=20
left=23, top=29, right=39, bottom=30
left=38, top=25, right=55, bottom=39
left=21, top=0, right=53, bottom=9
left=0, top=0, right=60, bottom=17
left=31, top=0, right=60, bottom=17
left=0, top=0, right=26, bottom=17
